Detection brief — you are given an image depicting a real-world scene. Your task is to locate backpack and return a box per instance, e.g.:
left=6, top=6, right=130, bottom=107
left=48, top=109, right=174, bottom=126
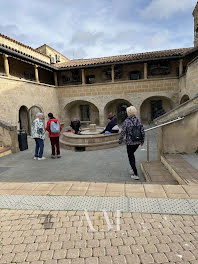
left=128, top=119, right=143, bottom=142
left=50, top=121, right=60, bottom=133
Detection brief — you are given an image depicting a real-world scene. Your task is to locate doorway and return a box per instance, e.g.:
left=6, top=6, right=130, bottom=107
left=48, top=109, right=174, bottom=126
left=19, top=106, right=29, bottom=133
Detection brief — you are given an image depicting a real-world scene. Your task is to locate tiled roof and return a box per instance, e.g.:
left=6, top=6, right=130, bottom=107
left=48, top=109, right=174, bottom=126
left=55, top=47, right=193, bottom=69
left=0, top=43, right=51, bottom=66
left=0, top=33, right=50, bottom=58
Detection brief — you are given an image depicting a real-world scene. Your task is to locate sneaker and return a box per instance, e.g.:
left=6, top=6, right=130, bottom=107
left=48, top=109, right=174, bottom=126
left=131, top=175, right=140, bottom=180
left=33, top=157, right=38, bottom=160
left=57, top=155, right=61, bottom=158
left=51, top=155, right=56, bottom=159
left=38, top=157, right=46, bottom=161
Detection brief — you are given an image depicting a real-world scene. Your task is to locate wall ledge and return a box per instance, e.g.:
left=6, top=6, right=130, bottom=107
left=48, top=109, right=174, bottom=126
left=0, top=75, right=56, bottom=88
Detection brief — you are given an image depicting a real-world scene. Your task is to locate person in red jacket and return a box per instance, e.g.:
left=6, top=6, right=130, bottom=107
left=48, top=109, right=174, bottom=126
left=46, top=113, right=62, bottom=159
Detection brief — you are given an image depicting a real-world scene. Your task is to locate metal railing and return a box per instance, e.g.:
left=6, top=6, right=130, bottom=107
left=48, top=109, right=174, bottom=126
left=144, top=116, right=184, bottom=162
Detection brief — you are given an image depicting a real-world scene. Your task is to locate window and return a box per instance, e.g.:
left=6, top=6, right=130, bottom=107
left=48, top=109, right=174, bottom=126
left=129, top=71, right=141, bottom=80
left=86, top=75, right=95, bottom=84
left=80, top=105, right=90, bottom=121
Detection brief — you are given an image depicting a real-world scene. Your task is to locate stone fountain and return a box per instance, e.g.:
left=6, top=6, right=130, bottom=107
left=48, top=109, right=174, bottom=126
left=60, top=124, right=121, bottom=151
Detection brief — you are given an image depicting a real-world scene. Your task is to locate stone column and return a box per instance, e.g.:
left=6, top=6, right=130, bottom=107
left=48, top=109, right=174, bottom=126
left=179, top=59, right=183, bottom=77
left=54, top=72, right=58, bottom=86
left=99, top=109, right=105, bottom=126
left=144, top=63, right=148, bottom=79
left=111, top=65, right=115, bottom=83
left=81, top=69, right=85, bottom=85
left=3, top=54, right=10, bottom=77
left=34, top=65, right=39, bottom=83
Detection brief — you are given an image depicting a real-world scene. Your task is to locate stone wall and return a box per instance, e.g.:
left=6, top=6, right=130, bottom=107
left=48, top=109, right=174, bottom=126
left=185, top=57, right=198, bottom=98
left=0, top=120, right=19, bottom=152
left=179, top=56, right=198, bottom=101
left=57, top=77, right=179, bottom=125
left=156, top=97, right=198, bottom=154
left=0, top=76, right=60, bottom=128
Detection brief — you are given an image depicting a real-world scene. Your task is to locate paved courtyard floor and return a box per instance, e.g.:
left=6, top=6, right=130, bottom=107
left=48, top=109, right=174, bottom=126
left=0, top=209, right=198, bottom=263
left=0, top=131, right=157, bottom=183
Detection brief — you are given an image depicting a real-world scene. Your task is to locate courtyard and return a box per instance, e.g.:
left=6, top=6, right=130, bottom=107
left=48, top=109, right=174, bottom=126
left=0, top=130, right=157, bottom=183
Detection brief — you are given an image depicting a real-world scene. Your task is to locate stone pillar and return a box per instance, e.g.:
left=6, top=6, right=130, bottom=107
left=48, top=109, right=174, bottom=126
left=3, top=54, right=10, bottom=77
left=144, top=63, right=148, bottom=79
left=81, top=69, right=85, bottom=85
left=99, top=109, right=105, bottom=126
left=179, top=59, right=183, bottom=76
left=111, top=65, right=115, bottom=83
left=34, top=65, right=39, bottom=83
left=54, top=72, right=58, bottom=86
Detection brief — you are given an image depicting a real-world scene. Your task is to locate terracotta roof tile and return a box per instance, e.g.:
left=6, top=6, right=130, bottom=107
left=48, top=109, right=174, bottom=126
left=55, top=47, right=193, bottom=69
left=0, top=43, right=51, bottom=66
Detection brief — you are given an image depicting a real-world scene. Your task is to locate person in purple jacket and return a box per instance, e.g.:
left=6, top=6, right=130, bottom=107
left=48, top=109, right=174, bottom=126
left=119, top=106, right=145, bottom=180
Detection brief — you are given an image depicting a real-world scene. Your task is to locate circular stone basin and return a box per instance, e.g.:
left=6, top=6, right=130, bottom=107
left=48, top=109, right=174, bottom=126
left=80, top=127, right=104, bottom=135
left=60, top=127, right=121, bottom=151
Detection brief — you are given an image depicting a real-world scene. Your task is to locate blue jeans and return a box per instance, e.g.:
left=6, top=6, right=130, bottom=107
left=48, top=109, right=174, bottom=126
left=34, top=138, right=44, bottom=158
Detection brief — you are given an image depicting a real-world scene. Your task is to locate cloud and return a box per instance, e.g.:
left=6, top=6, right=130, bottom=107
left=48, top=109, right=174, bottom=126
left=0, top=0, right=197, bottom=60
left=142, top=0, right=197, bottom=19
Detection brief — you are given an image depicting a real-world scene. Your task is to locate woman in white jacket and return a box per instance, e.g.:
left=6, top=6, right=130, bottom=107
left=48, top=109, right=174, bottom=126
left=31, top=113, right=46, bottom=160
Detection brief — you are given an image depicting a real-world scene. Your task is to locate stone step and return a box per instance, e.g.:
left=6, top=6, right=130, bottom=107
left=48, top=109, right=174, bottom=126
left=0, top=147, right=12, bottom=158
left=141, top=160, right=178, bottom=185
left=161, top=154, right=198, bottom=185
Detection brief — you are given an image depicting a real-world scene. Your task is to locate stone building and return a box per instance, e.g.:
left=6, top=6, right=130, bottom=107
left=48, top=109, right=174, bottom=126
left=0, top=2, right=198, bottom=151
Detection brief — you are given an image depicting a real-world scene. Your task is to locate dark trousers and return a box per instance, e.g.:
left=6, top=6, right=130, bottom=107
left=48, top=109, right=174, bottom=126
left=50, top=137, right=60, bottom=156
left=127, top=144, right=140, bottom=176
left=35, top=138, right=44, bottom=158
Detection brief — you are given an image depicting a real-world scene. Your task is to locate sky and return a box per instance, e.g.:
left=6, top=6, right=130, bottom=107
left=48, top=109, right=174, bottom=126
left=0, top=0, right=197, bottom=59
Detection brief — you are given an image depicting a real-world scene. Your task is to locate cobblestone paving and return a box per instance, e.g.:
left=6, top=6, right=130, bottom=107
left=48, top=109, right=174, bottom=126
left=0, top=209, right=198, bottom=263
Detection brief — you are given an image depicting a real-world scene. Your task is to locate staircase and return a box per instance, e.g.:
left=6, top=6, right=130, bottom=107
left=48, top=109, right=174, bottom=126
left=141, top=154, right=198, bottom=185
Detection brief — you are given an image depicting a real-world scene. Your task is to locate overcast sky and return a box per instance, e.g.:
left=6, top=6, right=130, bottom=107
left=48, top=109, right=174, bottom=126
left=0, top=0, right=197, bottom=59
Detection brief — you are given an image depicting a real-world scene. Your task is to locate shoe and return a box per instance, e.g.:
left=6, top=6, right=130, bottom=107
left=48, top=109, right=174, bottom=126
left=131, top=175, right=140, bottom=180
left=57, top=155, right=61, bottom=158
left=34, top=157, right=38, bottom=160
left=51, top=155, right=56, bottom=159
left=38, top=157, right=46, bottom=160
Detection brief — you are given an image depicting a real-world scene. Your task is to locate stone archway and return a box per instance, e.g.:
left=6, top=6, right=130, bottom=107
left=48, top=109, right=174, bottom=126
left=28, top=105, right=43, bottom=133
left=104, top=99, right=131, bottom=125
left=140, top=96, right=174, bottom=123
left=180, top=94, right=190, bottom=104
left=64, top=100, right=99, bottom=127
left=19, top=105, right=29, bottom=133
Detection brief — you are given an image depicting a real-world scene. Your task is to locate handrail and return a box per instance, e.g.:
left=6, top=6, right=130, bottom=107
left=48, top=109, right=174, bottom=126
left=145, top=117, right=184, bottom=132
left=144, top=116, right=184, bottom=162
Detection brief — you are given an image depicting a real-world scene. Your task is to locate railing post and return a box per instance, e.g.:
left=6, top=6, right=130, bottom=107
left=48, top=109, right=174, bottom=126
left=147, top=131, right=150, bottom=162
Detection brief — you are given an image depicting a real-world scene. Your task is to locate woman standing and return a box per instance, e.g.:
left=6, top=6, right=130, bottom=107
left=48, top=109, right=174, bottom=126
left=119, top=106, right=145, bottom=180
left=46, top=113, right=62, bottom=159
left=31, top=113, right=46, bottom=160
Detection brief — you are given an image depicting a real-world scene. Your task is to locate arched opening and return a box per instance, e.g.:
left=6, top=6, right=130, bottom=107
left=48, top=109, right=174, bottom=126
left=64, top=100, right=99, bottom=127
left=28, top=105, right=43, bottom=134
left=180, top=95, right=190, bottom=104
left=140, top=96, right=174, bottom=123
left=104, top=99, right=131, bottom=125
left=19, top=105, right=29, bottom=133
